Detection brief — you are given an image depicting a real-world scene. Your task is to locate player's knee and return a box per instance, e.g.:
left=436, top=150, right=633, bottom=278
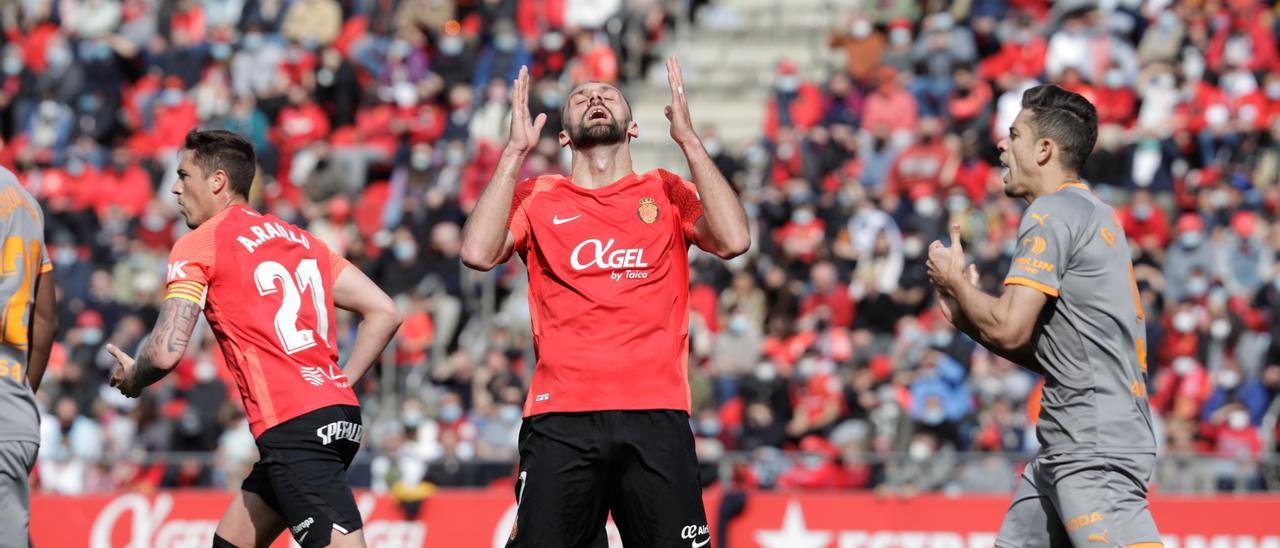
left=327, top=527, right=367, bottom=548
left=211, top=533, right=238, bottom=548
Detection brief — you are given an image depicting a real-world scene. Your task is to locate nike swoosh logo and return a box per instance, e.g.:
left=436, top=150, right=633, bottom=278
left=552, top=214, right=582, bottom=225
left=691, top=537, right=710, bottom=548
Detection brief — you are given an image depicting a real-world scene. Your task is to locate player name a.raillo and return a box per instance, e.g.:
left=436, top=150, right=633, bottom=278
left=237, top=221, right=312, bottom=253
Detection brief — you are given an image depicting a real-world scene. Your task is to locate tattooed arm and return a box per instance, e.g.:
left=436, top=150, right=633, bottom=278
left=107, top=298, right=201, bottom=398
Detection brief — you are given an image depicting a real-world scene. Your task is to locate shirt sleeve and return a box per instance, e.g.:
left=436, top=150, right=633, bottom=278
left=507, top=178, right=538, bottom=255
left=38, top=241, right=51, bottom=273
left=1004, top=197, right=1072, bottom=298
left=659, top=169, right=704, bottom=245
left=165, top=228, right=216, bottom=305
left=34, top=202, right=51, bottom=274
left=329, top=249, right=351, bottom=280
left=310, top=234, right=352, bottom=280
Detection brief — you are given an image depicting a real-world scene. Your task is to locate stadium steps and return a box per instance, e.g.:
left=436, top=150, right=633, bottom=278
left=626, top=0, right=843, bottom=173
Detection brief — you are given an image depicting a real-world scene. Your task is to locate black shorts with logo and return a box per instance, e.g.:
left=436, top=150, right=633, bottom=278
left=506, top=410, right=710, bottom=548
left=241, top=404, right=364, bottom=547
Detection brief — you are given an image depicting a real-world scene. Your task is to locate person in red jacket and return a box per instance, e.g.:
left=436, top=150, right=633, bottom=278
left=884, top=117, right=951, bottom=200
left=273, top=86, right=331, bottom=201
left=1095, top=67, right=1138, bottom=127
left=764, top=60, right=825, bottom=142
left=977, top=18, right=1046, bottom=83
left=96, top=147, right=153, bottom=219
left=946, top=66, right=992, bottom=135
left=1119, top=188, right=1171, bottom=251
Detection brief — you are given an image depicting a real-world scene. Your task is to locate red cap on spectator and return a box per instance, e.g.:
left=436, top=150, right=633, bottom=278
left=975, top=424, right=1000, bottom=450
left=329, top=196, right=352, bottom=223
left=869, top=354, right=892, bottom=381
left=799, top=435, right=837, bottom=458
left=163, top=75, right=184, bottom=90
left=461, top=14, right=483, bottom=37
left=1176, top=213, right=1204, bottom=234
left=163, top=399, right=188, bottom=419
left=1231, top=211, right=1256, bottom=238
left=76, top=310, right=103, bottom=328
left=1194, top=167, right=1220, bottom=188
left=908, top=185, right=934, bottom=201
left=777, top=60, right=797, bottom=76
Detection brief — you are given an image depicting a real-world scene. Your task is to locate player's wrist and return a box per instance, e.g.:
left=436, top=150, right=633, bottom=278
left=675, top=134, right=702, bottom=152
left=502, top=145, right=532, bottom=160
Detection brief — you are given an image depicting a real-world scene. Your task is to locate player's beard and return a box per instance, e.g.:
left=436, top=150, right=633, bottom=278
left=569, top=116, right=628, bottom=149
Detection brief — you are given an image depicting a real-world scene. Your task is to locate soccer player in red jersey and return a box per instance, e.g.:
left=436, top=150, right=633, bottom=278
left=105, top=130, right=402, bottom=548
left=461, top=57, right=750, bottom=548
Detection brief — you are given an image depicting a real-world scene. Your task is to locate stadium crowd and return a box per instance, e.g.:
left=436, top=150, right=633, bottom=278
left=6, top=0, right=1280, bottom=501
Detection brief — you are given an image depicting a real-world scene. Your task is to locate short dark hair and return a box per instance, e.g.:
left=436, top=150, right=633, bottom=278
left=1020, top=85, right=1098, bottom=173
left=182, top=129, right=256, bottom=197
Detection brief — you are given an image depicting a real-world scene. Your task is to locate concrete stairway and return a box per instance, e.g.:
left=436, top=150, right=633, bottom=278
left=625, top=0, right=845, bottom=174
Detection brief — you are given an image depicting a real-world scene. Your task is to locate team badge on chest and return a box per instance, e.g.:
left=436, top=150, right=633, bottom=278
left=637, top=197, right=659, bottom=224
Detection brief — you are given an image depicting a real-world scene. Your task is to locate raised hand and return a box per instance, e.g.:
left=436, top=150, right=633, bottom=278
left=664, top=56, right=698, bottom=147
left=927, top=223, right=967, bottom=296
left=507, top=66, right=547, bottom=155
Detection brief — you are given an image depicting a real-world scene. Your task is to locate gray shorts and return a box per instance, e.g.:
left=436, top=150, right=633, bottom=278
left=995, top=453, right=1162, bottom=548
left=0, top=440, right=37, bottom=548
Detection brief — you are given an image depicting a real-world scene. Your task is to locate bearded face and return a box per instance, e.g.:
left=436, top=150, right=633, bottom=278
left=562, top=83, right=632, bottom=149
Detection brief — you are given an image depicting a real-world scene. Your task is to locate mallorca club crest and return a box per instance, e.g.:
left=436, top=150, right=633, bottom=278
left=637, top=197, right=659, bottom=224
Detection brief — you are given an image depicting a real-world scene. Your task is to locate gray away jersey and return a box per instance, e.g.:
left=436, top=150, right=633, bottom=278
left=1003, top=183, right=1156, bottom=456
left=0, top=169, right=49, bottom=444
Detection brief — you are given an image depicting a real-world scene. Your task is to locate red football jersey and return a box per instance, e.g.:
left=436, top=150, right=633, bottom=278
left=508, top=169, right=704, bottom=416
left=166, top=205, right=358, bottom=437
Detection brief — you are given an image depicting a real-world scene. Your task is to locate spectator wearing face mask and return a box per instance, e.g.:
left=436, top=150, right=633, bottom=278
left=1151, top=355, right=1211, bottom=422
left=909, top=350, right=971, bottom=442
left=799, top=262, right=854, bottom=329
left=884, top=117, right=951, bottom=201
left=786, top=357, right=844, bottom=439
left=713, top=308, right=765, bottom=383
left=945, top=67, right=992, bottom=136
left=880, top=19, right=915, bottom=76
left=1201, top=361, right=1270, bottom=427
left=908, top=12, right=975, bottom=117
left=1209, top=403, right=1263, bottom=491
left=860, top=66, right=918, bottom=151
left=373, top=226, right=431, bottom=297
left=531, top=30, right=573, bottom=81
left=425, top=30, right=474, bottom=88
left=829, top=15, right=884, bottom=85
left=976, top=17, right=1045, bottom=83
left=38, top=396, right=105, bottom=495
left=473, top=19, right=532, bottom=93
left=1119, top=189, right=1171, bottom=253
left=775, top=203, right=825, bottom=265
left=1206, top=13, right=1280, bottom=75
left=1095, top=66, right=1138, bottom=126
left=229, top=26, right=284, bottom=98
left=1163, top=213, right=1214, bottom=303
left=567, top=29, right=616, bottom=85
left=881, top=431, right=955, bottom=497
left=765, top=60, right=824, bottom=141
left=1213, top=212, right=1266, bottom=297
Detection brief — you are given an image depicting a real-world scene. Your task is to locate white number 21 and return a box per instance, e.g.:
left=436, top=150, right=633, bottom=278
left=254, top=259, right=329, bottom=354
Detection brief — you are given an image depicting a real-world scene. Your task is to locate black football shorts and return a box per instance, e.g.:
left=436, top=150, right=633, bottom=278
left=505, top=410, right=711, bottom=548
left=241, top=404, right=364, bottom=547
